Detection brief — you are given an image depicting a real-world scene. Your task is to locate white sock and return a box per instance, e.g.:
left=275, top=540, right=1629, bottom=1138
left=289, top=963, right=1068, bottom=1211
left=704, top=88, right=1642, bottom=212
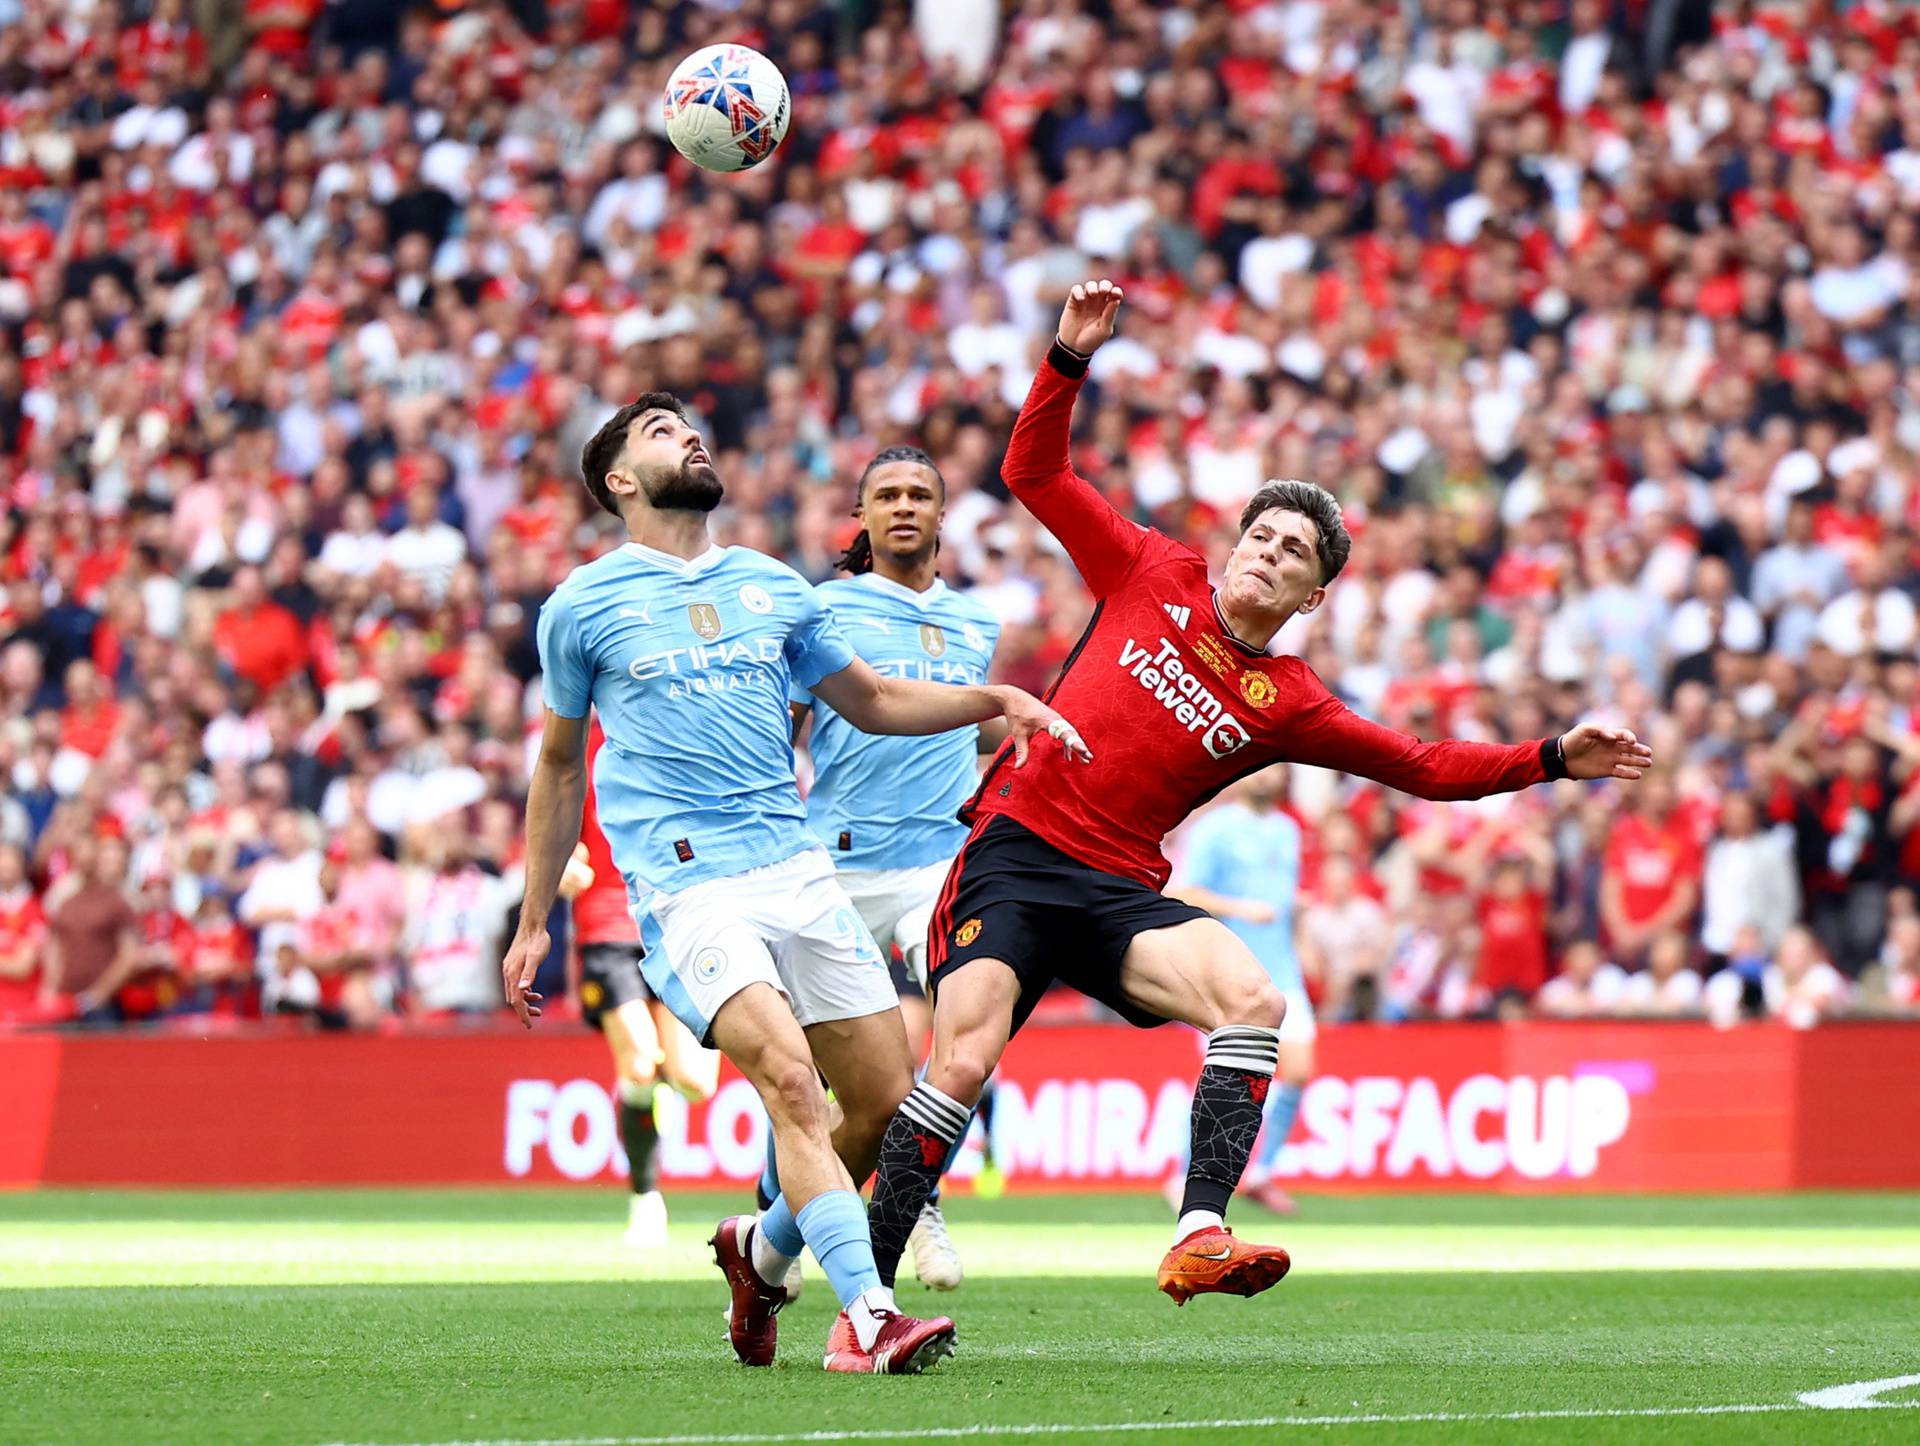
left=1175, top=1208, right=1225, bottom=1243
left=749, top=1215, right=795, bottom=1286
left=847, top=1285, right=898, bottom=1351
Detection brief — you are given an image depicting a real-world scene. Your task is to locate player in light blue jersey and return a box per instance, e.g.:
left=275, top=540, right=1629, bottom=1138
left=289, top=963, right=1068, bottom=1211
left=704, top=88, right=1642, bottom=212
left=504, top=393, right=1090, bottom=1375
left=782, top=447, right=1004, bottom=1293
left=1169, top=766, right=1316, bottom=1216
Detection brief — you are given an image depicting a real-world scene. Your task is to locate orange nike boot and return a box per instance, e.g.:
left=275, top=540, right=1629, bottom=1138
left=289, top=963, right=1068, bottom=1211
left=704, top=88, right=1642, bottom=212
left=1157, top=1225, right=1291, bottom=1306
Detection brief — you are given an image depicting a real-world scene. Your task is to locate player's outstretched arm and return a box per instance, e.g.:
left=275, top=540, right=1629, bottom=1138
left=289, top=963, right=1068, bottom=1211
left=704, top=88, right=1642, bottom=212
left=1003, top=278, right=1148, bottom=598
left=504, top=708, right=589, bottom=1029
left=1290, top=685, right=1653, bottom=801
left=809, top=657, right=1092, bottom=767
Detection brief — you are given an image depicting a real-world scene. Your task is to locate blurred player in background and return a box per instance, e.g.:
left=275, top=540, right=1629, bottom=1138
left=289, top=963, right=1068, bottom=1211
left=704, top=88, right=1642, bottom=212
left=559, top=720, right=720, bottom=1249
left=505, top=394, right=1085, bottom=1374
left=785, top=446, right=1004, bottom=1292
left=862, top=281, right=1655, bottom=1320
left=1169, top=766, right=1314, bottom=1216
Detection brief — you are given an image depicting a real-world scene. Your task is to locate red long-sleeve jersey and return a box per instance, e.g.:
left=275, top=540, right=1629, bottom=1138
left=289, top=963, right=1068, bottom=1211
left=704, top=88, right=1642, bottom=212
left=963, top=350, right=1554, bottom=890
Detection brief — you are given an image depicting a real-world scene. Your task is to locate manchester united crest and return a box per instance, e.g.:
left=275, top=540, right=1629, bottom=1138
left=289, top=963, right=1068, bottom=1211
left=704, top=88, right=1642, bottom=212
left=919, top=623, right=947, bottom=657
left=955, top=917, right=982, bottom=947
left=1240, top=671, right=1277, bottom=709
left=687, top=603, right=722, bottom=641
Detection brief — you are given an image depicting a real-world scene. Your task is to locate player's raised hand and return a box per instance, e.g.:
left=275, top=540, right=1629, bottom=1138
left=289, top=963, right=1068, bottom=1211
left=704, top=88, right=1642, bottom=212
left=502, top=924, right=549, bottom=1028
left=1559, top=723, right=1654, bottom=782
left=998, top=687, right=1093, bottom=768
left=1057, top=278, right=1123, bottom=356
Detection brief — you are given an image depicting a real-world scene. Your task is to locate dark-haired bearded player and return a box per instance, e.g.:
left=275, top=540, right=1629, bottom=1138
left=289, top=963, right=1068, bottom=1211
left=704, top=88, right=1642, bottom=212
left=863, top=280, right=1656, bottom=1308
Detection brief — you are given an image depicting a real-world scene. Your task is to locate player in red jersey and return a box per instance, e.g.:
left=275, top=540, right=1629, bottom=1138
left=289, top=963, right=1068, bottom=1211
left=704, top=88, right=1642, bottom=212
left=563, top=719, right=721, bottom=1248
left=864, top=280, right=1655, bottom=1308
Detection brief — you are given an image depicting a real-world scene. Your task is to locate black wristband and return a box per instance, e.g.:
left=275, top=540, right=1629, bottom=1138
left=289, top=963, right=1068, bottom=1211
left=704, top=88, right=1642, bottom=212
left=1047, top=337, right=1091, bottom=378
left=1539, top=734, right=1569, bottom=781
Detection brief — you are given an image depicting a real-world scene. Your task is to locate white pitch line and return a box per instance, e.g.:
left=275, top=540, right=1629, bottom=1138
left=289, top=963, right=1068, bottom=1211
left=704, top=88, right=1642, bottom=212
left=1799, top=1372, right=1920, bottom=1409
left=317, top=1395, right=1920, bottom=1446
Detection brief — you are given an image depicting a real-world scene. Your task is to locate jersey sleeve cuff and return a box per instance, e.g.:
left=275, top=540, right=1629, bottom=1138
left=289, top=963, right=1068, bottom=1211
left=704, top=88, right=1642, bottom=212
left=1539, top=735, right=1569, bottom=781
left=1047, top=338, right=1092, bottom=379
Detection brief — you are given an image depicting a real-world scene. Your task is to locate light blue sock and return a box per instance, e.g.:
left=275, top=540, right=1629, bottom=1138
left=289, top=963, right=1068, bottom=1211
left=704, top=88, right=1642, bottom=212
left=796, top=1189, right=884, bottom=1308
left=759, top=1190, right=805, bottom=1259
left=1256, top=1083, right=1304, bottom=1176
left=757, top=1130, right=781, bottom=1207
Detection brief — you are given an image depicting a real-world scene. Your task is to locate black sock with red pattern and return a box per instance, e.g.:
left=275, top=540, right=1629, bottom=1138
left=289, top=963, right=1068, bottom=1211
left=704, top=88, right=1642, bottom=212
left=867, top=1082, right=970, bottom=1289
left=1179, top=1026, right=1281, bottom=1227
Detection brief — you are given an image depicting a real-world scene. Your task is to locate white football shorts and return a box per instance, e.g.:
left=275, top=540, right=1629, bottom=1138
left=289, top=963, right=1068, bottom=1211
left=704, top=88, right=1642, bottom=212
left=835, top=857, right=955, bottom=988
left=635, top=847, right=896, bottom=1043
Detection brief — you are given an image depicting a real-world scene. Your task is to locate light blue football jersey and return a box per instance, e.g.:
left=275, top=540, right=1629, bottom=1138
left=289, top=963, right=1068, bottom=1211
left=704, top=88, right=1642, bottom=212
left=537, top=542, right=855, bottom=898
left=1178, top=802, right=1304, bottom=991
left=794, top=574, right=1001, bottom=871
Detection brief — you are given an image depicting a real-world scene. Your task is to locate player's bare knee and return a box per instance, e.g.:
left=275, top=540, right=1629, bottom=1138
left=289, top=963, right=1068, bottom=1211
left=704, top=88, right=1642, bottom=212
left=761, top=1060, right=829, bottom=1138
left=1218, top=974, right=1286, bottom=1031
left=931, top=1044, right=992, bottom=1106
left=615, top=1050, right=659, bottom=1092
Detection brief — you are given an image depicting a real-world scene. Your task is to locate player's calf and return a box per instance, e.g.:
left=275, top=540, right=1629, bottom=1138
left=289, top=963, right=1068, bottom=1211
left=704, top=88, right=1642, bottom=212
left=1175, top=1024, right=1281, bottom=1239
left=866, top=1080, right=972, bottom=1289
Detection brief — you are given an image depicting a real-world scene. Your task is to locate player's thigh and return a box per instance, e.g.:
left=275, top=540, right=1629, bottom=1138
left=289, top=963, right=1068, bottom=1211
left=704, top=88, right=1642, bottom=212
left=601, top=999, right=661, bottom=1084
left=925, top=955, right=1022, bottom=1104
left=648, top=1000, right=719, bottom=1101
left=803, top=1006, right=914, bottom=1133
left=708, top=981, right=826, bottom=1131
left=1118, top=917, right=1286, bottom=1034
left=897, top=990, right=932, bottom=1052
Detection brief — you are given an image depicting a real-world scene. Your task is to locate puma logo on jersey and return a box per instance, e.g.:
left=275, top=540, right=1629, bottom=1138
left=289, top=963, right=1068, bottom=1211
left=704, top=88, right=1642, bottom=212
left=1117, top=636, right=1252, bottom=760
left=619, top=605, right=654, bottom=623
left=1163, top=602, right=1190, bottom=629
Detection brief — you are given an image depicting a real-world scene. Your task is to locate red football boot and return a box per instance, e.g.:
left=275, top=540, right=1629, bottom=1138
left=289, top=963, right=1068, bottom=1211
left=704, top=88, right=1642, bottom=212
left=1156, top=1225, right=1291, bottom=1306
left=709, top=1215, right=787, bottom=1365
left=822, top=1308, right=957, bottom=1374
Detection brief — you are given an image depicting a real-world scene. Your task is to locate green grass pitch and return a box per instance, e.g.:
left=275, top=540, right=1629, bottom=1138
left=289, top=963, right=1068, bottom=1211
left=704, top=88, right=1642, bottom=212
left=5, top=1189, right=1920, bottom=1445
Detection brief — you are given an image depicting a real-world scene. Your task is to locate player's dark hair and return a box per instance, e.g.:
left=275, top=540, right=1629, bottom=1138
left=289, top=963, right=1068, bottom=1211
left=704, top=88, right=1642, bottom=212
left=1239, top=479, right=1352, bottom=585
left=838, top=446, right=946, bottom=575
left=578, top=392, right=688, bottom=518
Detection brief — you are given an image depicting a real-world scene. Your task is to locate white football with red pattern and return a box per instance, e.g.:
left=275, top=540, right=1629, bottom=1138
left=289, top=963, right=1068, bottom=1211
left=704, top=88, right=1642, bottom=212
left=662, top=44, right=791, bottom=174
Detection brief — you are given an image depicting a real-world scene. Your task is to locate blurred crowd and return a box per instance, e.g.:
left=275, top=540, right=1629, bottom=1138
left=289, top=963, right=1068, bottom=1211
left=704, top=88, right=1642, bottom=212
left=4, top=0, right=1920, bottom=1029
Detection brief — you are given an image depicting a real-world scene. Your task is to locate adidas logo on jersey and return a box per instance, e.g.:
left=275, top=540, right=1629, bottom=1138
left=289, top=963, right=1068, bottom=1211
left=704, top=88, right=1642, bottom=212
left=1163, top=603, right=1191, bottom=629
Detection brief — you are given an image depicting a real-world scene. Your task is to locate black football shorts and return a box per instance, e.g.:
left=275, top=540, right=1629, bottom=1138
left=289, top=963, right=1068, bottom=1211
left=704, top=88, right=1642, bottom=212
left=578, top=942, right=653, bottom=1030
left=926, top=815, right=1208, bottom=1033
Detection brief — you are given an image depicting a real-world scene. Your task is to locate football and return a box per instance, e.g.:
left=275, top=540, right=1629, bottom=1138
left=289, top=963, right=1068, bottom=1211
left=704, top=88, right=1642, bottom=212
left=662, top=44, right=791, bottom=173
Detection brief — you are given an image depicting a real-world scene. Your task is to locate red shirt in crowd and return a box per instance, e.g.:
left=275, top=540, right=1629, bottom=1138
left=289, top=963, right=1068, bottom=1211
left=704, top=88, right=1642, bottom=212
left=0, top=887, right=47, bottom=1019
left=213, top=600, right=308, bottom=693
left=60, top=695, right=122, bottom=758
left=185, top=916, right=252, bottom=983
left=1602, top=811, right=1704, bottom=933
left=1477, top=885, right=1549, bottom=996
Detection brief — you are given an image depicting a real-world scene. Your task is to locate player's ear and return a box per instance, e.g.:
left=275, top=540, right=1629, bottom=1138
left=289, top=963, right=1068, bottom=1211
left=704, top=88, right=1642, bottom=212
left=1295, top=586, right=1326, bottom=617
left=606, top=469, right=640, bottom=504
